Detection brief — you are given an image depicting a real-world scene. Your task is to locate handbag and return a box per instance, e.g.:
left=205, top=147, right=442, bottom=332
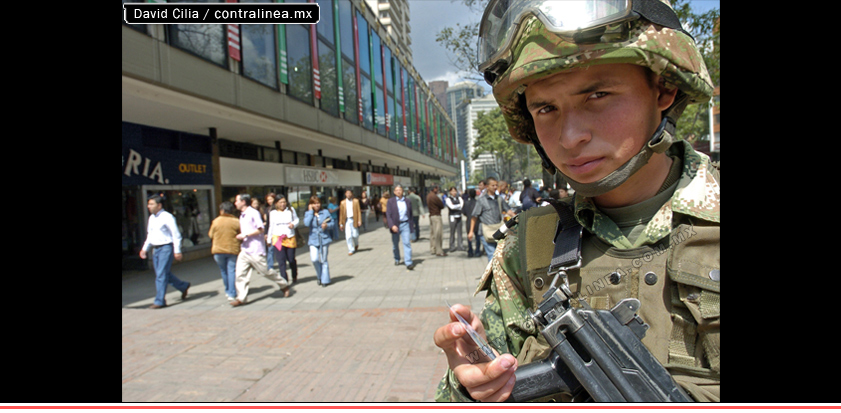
left=482, top=220, right=504, bottom=241
left=480, top=196, right=504, bottom=241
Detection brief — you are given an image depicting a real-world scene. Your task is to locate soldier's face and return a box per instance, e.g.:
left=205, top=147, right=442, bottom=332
left=524, top=64, right=676, bottom=185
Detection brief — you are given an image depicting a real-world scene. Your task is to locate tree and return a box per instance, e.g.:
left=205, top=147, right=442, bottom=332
left=473, top=107, right=541, bottom=182
left=671, top=0, right=720, bottom=145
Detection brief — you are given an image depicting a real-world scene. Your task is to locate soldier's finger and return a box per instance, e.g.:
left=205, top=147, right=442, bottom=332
left=476, top=370, right=517, bottom=402
left=448, top=303, right=486, bottom=335
left=456, top=354, right=518, bottom=389
left=433, top=321, right=465, bottom=350
left=453, top=358, right=516, bottom=401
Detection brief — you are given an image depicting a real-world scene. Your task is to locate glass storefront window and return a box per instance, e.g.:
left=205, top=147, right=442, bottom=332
left=343, top=57, right=358, bottom=125
left=357, top=11, right=373, bottom=131
left=339, top=0, right=357, bottom=124
left=286, top=186, right=312, bottom=221
left=144, top=187, right=214, bottom=250
left=318, top=39, right=339, bottom=117
left=287, top=24, right=313, bottom=104
left=316, top=0, right=339, bottom=117
left=241, top=0, right=278, bottom=89
left=166, top=0, right=226, bottom=66
left=339, top=0, right=355, bottom=61
left=372, top=31, right=384, bottom=136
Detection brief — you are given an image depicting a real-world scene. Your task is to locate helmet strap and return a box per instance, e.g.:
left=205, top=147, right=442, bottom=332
left=531, top=92, right=690, bottom=198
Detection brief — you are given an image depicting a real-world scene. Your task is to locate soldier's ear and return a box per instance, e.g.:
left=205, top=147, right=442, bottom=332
left=656, top=77, right=679, bottom=113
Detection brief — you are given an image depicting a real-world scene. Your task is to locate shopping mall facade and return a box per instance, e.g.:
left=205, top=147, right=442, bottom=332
left=122, top=0, right=458, bottom=269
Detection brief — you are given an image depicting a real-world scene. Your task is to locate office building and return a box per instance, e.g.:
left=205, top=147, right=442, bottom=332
left=122, top=0, right=457, bottom=268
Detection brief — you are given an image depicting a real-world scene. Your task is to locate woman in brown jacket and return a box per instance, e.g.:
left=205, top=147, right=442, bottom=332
left=380, top=191, right=390, bottom=228
left=208, top=201, right=241, bottom=301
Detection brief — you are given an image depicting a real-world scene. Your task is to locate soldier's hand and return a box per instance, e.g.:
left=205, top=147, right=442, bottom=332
left=433, top=303, right=517, bottom=402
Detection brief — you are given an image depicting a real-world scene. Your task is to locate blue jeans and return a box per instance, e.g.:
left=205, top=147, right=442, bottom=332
left=309, top=244, right=330, bottom=285
left=266, top=240, right=275, bottom=270
left=392, top=221, right=413, bottom=266
left=213, top=253, right=237, bottom=299
left=152, top=244, right=189, bottom=306
left=412, top=215, right=420, bottom=241
left=480, top=235, right=497, bottom=262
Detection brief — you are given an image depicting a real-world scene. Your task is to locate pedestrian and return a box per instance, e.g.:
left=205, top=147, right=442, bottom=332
left=407, top=187, right=425, bottom=242
left=434, top=0, right=719, bottom=402
left=266, top=195, right=299, bottom=284
left=559, top=187, right=569, bottom=198
left=372, top=193, right=381, bottom=224
left=498, top=181, right=511, bottom=204
left=339, top=189, right=362, bottom=255
left=326, top=196, right=340, bottom=240
left=263, top=193, right=277, bottom=270
left=476, top=180, right=486, bottom=196
left=304, top=196, right=334, bottom=287
left=139, top=194, right=190, bottom=309
left=251, top=197, right=262, bottom=213
left=379, top=191, right=390, bottom=228
left=468, top=177, right=514, bottom=262
left=360, top=191, right=371, bottom=232
left=519, top=179, right=542, bottom=211
left=231, top=194, right=290, bottom=307
left=426, top=185, right=446, bottom=257
left=208, top=200, right=240, bottom=301
left=462, top=189, right=482, bottom=258
left=445, top=187, right=464, bottom=253
left=386, top=184, right=415, bottom=270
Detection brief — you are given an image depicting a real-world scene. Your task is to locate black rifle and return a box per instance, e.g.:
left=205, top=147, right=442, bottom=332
left=508, top=282, right=693, bottom=402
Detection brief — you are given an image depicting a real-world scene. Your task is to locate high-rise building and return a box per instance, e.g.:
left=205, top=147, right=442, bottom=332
left=445, top=81, right=485, bottom=163
left=428, top=80, right=449, bottom=114
left=365, top=0, right=412, bottom=63
left=466, top=94, right=499, bottom=179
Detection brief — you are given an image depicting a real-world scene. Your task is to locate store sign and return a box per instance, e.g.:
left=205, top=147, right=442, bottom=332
left=122, top=147, right=213, bottom=186
left=286, top=166, right=339, bottom=185
left=366, top=172, right=393, bottom=186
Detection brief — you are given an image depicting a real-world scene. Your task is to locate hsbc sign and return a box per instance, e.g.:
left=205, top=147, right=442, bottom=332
left=286, top=166, right=360, bottom=187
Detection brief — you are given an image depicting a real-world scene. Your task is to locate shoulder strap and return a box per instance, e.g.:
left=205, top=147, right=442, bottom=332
left=517, top=200, right=584, bottom=307
left=545, top=200, right=583, bottom=284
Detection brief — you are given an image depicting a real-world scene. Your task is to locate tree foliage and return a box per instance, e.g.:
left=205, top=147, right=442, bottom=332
left=473, top=108, right=542, bottom=182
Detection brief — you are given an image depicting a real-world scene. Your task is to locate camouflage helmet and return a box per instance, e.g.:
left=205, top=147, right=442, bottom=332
left=483, top=0, right=714, bottom=146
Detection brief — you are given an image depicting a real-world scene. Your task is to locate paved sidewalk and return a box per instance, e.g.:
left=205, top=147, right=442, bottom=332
left=122, top=213, right=491, bottom=402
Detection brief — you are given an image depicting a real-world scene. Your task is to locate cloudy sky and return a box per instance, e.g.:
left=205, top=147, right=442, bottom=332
left=408, top=0, right=720, bottom=90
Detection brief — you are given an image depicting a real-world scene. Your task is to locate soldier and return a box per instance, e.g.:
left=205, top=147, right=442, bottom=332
left=434, top=0, right=719, bottom=402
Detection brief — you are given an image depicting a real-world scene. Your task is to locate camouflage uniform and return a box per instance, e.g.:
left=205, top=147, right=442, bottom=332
left=435, top=1, right=719, bottom=402
left=435, top=141, right=720, bottom=402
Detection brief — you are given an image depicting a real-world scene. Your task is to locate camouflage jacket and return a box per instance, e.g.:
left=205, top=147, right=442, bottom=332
left=435, top=141, right=720, bottom=402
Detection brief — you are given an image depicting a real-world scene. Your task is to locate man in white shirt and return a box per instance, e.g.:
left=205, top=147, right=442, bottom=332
left=140, top=194, right=190, bottom=309
left=445, top=187, right=465, bottom=253
left=338, top=189, right=362, bottom=255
